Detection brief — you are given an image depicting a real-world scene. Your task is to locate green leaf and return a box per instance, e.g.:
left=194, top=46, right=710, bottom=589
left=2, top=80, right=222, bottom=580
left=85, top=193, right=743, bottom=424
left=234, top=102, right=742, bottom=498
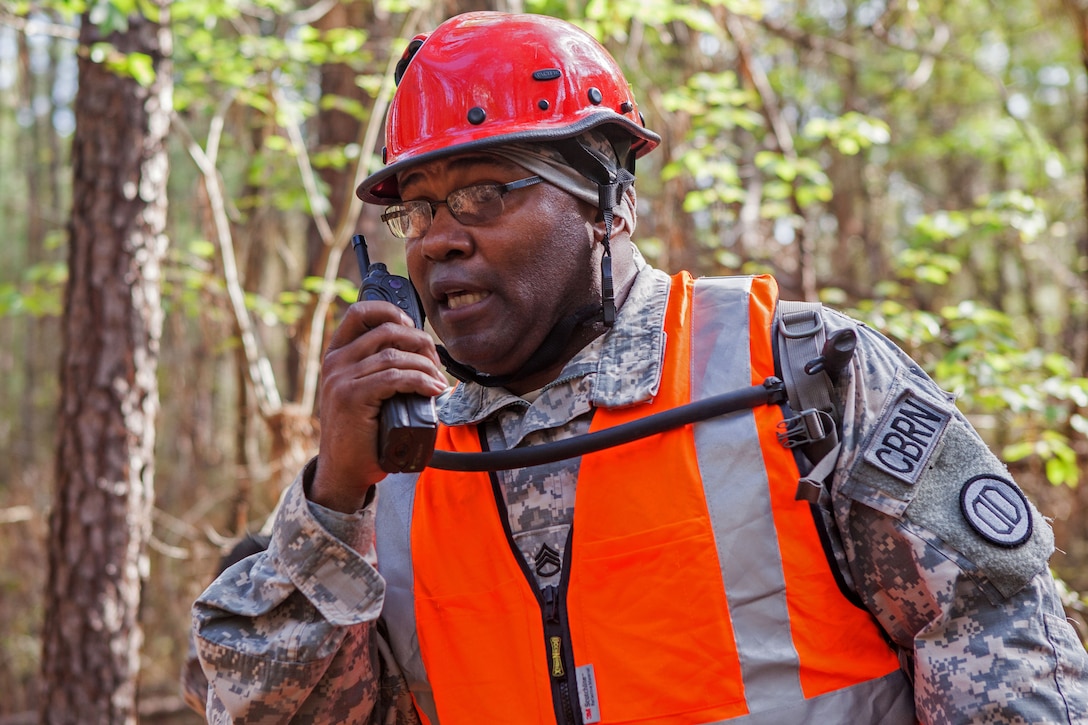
left=123, top=52, right=156, bottom=87
left=188, top=240, right=216, bottom=259
left=1003, top=441, right=1035, bottom=462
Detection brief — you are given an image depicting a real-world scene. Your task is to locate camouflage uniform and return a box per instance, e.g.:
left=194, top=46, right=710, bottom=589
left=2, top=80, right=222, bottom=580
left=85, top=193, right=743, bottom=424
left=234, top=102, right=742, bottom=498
left=191, top=258, right=1088, bottom=723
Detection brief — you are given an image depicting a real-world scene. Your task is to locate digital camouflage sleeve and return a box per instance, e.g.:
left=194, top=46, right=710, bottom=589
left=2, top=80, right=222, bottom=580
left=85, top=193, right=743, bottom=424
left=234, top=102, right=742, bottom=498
left=823, top=308, right=1088, bottom=723
left=190, top=464, right=420, bottom=724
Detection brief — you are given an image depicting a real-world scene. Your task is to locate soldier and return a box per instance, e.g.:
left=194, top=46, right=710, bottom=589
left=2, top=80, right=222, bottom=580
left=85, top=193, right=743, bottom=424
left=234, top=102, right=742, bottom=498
left=190, top=12, right=1088, bottom=724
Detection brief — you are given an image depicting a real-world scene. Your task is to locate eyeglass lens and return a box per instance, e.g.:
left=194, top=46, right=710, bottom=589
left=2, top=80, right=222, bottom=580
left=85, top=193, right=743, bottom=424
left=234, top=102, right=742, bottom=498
left=381, top=177, right=540, bottom=239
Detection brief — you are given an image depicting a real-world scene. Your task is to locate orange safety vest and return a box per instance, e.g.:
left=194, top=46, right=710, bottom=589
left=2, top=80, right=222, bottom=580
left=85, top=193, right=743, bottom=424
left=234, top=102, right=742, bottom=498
left=406, top=273, right=908, bottom=725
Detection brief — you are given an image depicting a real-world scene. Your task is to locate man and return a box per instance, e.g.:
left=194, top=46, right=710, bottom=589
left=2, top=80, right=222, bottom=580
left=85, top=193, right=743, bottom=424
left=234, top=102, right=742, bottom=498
left=191, top=12, right=1088, bottom=724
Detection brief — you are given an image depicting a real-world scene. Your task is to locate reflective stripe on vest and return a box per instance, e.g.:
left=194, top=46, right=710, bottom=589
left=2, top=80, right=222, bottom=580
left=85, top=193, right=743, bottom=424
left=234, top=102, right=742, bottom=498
left=401, top=273, right=909, bottom=724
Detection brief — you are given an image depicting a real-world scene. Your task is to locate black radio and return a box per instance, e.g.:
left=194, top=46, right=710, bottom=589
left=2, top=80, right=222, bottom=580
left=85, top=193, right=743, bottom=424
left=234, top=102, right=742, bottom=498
left=352, top=234, right=438, bottom=473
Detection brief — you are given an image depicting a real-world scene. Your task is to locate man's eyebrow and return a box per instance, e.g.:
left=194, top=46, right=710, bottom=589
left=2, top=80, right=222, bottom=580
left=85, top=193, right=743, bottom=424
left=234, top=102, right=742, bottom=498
left=398, top=154, right=519, bottom=192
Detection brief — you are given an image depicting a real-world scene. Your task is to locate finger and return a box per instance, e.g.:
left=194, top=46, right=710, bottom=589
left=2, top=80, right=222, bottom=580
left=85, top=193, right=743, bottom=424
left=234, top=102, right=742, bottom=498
left=326, top=302, right=444, bottom=373
left=344, top=347, right=448, bottom=396
left=352, top=364, right=448, bottom=402
left=325, top=323, right=444, bottom=386
left=327, top=301, right=416, bottom=354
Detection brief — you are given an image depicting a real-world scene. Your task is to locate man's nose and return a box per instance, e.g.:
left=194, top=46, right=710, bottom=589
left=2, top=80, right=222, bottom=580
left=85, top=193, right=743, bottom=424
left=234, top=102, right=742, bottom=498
left=418, top=205, right=473, bottom=261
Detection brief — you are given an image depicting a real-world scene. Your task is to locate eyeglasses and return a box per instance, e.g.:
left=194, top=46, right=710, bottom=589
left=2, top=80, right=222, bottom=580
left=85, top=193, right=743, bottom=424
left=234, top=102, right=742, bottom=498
left=381, top=176, right=543, bottom=239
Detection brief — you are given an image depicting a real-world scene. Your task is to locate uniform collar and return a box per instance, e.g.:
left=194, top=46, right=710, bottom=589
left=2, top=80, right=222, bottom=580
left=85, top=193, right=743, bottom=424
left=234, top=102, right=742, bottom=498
left=438, top=258, right=671, bottom=427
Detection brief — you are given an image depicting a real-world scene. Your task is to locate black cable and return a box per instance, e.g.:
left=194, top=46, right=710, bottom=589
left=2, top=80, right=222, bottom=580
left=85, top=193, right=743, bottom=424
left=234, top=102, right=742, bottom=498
left=427, top=377, right=786, bottom=472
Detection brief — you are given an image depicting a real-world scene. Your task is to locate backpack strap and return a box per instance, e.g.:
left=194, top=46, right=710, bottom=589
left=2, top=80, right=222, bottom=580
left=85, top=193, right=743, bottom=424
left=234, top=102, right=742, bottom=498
left=773, top=300, right=857, bottom=503
left=774, top=301, right=873, bottom=612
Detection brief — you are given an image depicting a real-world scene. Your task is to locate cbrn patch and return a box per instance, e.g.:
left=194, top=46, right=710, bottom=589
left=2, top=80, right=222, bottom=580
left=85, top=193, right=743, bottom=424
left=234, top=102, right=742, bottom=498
left=862, top=387, right=951, bottom=486
left=959, top=474, right=1032, bottom=548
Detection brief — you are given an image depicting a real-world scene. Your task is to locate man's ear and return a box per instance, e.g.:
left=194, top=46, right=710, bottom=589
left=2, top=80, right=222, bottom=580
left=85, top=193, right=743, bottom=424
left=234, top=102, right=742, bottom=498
left=586, top=183, right=637, bottom=244
left=590, top=212, right=608, bottom=243
left=580, top=201, right=608, bottom=244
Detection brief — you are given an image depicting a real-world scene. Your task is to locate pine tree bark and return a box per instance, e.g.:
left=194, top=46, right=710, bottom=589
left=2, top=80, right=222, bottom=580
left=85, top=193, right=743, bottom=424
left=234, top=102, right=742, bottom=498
left=40, top=6, right=171, bottom=722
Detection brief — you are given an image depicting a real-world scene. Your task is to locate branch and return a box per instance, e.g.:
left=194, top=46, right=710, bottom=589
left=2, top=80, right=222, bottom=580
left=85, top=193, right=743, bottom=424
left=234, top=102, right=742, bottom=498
left=902, top=22, right=950, bottom=91
left=297, top=6, right=428, bottom=415
left=721, top=11, right=795, bottom=159
left=752, top=13, right=858, bottom=61
left=172, top=105, right=284, bottom=418
left=230, top=0, right=338, bottom=26
left=148, top=535, right=190, bottom=559
left=275, top=87, right=335, bottom=245
left=0, top=506, right=33, bottom=524
left=721, top=9, right=817, bottom=300
left=0, top=10, right=79, bottom=40
left=289, top=0, right=339, bottom=27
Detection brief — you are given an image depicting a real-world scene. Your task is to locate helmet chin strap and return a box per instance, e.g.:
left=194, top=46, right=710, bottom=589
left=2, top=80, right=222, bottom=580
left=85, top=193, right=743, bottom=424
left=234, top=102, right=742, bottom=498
left=552, top=137, right=635, bottom=328
left=598, top=199, right=616, bottom=327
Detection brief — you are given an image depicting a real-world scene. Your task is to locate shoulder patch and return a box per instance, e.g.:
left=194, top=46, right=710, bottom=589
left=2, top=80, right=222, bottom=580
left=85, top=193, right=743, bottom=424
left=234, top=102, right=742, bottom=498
left=862, top=387, right=951, bottom=485
left=960, top=474, right=1032, bottom=548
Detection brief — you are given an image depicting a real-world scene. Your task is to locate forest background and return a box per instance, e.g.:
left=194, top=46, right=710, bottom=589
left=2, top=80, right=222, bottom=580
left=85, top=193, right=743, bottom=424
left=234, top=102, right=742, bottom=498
left=3, top=0, right=1088, bottom=720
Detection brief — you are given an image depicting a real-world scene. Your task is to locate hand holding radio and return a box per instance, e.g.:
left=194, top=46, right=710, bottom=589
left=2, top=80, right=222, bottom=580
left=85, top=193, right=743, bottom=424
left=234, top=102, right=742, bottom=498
left=354, top=235, right=439, bottom=473
left=309, top=237, right=444, bottom=512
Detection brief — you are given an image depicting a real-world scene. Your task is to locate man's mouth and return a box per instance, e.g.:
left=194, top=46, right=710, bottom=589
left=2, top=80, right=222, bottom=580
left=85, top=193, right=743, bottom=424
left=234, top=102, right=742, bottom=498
left=445, top=290, right=489, bottom=310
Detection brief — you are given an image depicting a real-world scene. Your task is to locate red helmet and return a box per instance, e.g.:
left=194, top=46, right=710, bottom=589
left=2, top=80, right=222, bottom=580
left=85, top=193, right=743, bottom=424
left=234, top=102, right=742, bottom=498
left=356, top=12, right=660, bottom=203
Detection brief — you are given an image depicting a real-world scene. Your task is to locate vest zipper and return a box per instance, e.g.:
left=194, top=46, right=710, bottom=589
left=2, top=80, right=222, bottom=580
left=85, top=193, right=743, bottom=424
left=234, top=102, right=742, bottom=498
left=483, top=431, right=584, bottom=725
left=543, top=583, right=580, bottom=725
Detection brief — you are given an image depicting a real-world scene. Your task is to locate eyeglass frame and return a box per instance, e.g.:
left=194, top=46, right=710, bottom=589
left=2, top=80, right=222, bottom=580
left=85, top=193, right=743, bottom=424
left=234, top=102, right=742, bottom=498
left=380, top=175, right=543, bottom=239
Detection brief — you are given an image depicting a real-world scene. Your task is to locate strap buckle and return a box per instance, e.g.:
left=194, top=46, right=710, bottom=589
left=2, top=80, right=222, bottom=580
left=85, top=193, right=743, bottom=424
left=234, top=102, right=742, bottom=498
left=795, top=477, right=825, bottom=504
left=776, top=408, right=834, bottom=449
left=779, top=308, right=824, bottom=340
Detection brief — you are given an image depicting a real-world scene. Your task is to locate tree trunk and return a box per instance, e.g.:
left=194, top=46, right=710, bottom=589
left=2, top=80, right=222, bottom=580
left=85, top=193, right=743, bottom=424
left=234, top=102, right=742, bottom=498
left=40, top=5, right=171, bottom=722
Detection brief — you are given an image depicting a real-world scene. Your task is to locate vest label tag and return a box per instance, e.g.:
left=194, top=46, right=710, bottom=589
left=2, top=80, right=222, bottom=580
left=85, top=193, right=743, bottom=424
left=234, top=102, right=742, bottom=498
left=575, top=664, right=601, bottom=724
left=863, top=387, right=950, bottom=485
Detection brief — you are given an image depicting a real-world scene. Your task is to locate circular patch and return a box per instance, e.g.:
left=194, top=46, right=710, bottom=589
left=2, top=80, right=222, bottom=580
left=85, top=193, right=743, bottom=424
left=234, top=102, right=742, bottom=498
left=959, top=474, right=1032, bottom=548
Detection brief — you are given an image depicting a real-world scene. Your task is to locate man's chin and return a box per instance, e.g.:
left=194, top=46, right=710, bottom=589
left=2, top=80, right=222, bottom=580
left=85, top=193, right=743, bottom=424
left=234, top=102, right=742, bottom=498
left=441, top=342, right=521, bottom=378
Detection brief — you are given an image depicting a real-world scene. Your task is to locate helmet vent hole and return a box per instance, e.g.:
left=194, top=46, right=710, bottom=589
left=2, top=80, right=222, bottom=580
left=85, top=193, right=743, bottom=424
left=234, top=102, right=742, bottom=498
left=538, top=100, right=550, bottom=111
left=467, top=107, right=487, bottom=125
left=587, top=87, right=603, bottom=105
